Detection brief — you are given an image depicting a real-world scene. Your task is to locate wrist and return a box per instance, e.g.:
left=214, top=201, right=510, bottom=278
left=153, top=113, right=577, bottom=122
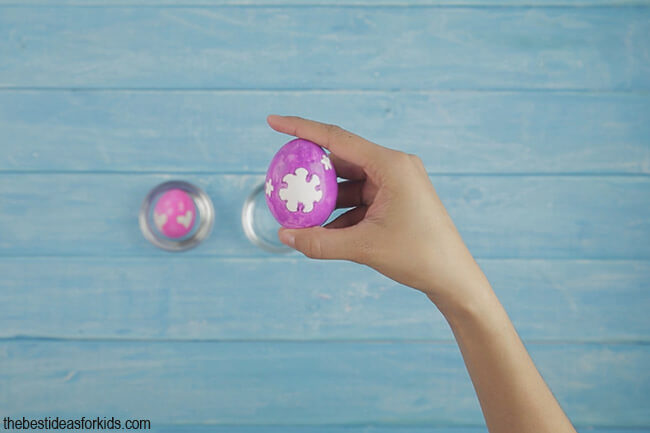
left=425, top=268, right=497, bottom=328
left=418, top=235, right=493, bottom=317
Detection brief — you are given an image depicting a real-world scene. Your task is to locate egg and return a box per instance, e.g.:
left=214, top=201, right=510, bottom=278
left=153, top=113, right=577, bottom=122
left=265, top=138, right=338, bottom=228
left=153, top=188, right=197, bottom=238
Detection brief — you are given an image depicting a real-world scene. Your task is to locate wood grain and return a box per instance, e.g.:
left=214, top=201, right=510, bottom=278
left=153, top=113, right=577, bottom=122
left=149, top=427, right=650, bottom=433
left=2, top=90, right=648, bottom=174
left=1, top=1, right=648, bottom=430
left=4, top=1, right=650, bottom=5
left=1, top=341, right=648, bottom=426
left=1, top=174, right=648, bottom=259
left=1, top=7, right=649, bottom=90
left=0, top=257, right=648, bottom=341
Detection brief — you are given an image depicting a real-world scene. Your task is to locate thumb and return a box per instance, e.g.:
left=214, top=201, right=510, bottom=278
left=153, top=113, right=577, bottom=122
left=278, top=226, right=358, bottom=261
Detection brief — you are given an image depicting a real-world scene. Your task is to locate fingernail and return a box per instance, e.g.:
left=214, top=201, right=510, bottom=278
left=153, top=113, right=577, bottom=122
left=279, top=230, right=295, bottom=247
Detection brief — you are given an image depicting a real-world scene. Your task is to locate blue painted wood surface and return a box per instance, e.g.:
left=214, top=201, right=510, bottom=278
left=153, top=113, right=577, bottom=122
left=1, top=258, right=648, bottom=341
left=5, top=0, right=650, bottom=4
left=147, top=427, right=650, bottom=433
left=2, top=91, right=649, bottom=174
left=1, top=174, right=649, bottom=258
left=0, top=1, right=648, bottom=431
left=2, top=341, right=649, bottom=426
left=1, top=7, right=649, bottom=90
left=150, top=428, right=650, bottom=433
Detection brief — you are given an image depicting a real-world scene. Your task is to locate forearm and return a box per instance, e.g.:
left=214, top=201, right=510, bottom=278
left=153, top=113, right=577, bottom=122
left=267, top=115, right=576, bottom=432
left=430, top=273, right=576, bottom=433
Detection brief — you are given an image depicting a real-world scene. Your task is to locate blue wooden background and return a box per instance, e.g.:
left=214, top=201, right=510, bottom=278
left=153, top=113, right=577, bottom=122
left=1, top=1, right=649, bottom=432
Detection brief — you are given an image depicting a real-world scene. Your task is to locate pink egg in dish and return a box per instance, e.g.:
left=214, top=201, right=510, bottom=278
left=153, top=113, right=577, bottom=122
left=153, top=188, right=197, bottom=238
left=265, top=138, right=338, bottom=228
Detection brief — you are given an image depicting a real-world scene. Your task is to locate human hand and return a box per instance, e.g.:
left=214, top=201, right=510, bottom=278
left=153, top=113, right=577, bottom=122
left=267, top=115, right=577, bottom=433
left=267, top=115, right=491, bottom=310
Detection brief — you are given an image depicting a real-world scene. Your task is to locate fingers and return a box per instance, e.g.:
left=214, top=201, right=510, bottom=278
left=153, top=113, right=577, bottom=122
left=278, top=226, right=360, bottom=261
left=325, top=206, right=367, bottom=229
left=267, top=115, right=387, bottom=170
left=330, top=154, right=365, bottom=181
left=336, top=180, right=364, bottom=208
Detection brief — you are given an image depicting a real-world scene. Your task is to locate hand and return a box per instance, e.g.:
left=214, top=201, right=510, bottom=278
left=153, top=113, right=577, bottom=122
left=267, top=115, right=490, bottom=310
left=267, top=115, right=577, bottom=433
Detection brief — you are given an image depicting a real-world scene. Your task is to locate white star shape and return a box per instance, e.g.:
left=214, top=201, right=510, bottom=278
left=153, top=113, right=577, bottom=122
left=265, top=178, right=274, bottom=196
left=320, top=154, right=332, bottom=170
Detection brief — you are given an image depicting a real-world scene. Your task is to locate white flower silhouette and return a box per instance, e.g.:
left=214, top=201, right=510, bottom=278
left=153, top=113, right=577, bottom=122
left=320, top=154, right=332, bottom=170
left=265, top=178, right=274, bottom=197
left=279, top=167, right=322, bottom=213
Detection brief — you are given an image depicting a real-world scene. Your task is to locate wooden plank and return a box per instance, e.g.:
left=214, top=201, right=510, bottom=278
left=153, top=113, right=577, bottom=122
left=150, top=427, right=650, bottom=433
left=1, top=341, right=648, bottom=426
left=4, top=1, right=650, bottom=5
left=1, top=7, right=648, bottom=90
left=2, top=90, right=648, bottom=174
left=0, top=258, right=648, bottom=341
left=1, top=174, right=648, bottom=259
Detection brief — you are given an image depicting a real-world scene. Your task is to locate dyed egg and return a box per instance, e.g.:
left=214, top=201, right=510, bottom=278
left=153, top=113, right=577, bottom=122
left=265, top=138, right=338, bottom=228
left=153, top=188, right=197, bottom=238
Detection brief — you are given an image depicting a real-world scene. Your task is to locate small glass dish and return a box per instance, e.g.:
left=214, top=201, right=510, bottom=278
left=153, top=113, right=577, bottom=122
left=242, top=182, right=293, bottom=254
left=139, top=180, right=214, bottom=252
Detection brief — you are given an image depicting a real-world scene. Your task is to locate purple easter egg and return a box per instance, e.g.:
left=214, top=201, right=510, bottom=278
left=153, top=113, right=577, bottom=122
left=153, top=188, right=197, bottom=238
left=265, top=138, right=338, bottom=228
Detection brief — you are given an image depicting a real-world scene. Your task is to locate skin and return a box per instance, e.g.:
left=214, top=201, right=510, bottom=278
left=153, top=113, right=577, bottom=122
left=267, top=114, right=578, bottom=433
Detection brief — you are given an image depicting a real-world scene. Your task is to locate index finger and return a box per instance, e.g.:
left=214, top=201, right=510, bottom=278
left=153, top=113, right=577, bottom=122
left=267, top=115, right=388, bottom=170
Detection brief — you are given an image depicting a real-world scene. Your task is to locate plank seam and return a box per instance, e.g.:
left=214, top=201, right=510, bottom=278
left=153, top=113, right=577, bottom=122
left=1, top=256, right=648, bottom=262
left=2, top=3, right=650, bottom=8
left=2, top=336, right=649, bottom=344
left=3, top=254, right=649, bottom=260
left=91, top=422, right=650, bottom=429
left=1, top=171, right=649, bottom=177
left=1, top=87, right=649, bottom=94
